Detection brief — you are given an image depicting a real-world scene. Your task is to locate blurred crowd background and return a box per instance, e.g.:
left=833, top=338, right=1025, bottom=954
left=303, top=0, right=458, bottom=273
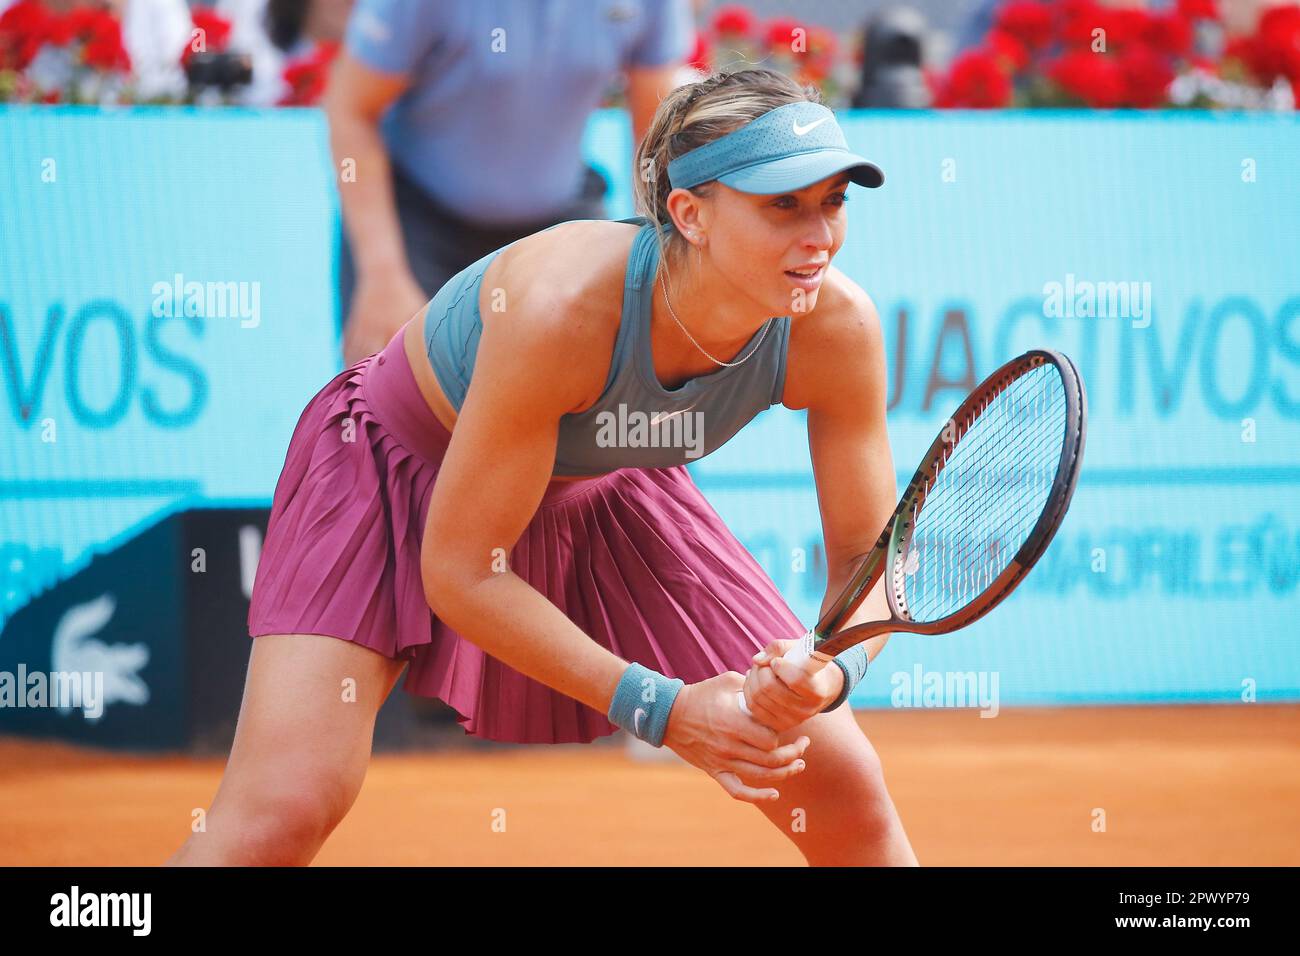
left=2, top=0, right=1298, bottom=111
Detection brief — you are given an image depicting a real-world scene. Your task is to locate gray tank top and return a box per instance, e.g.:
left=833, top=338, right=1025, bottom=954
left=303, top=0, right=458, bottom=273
left=424, top=215, right=791, bottom=477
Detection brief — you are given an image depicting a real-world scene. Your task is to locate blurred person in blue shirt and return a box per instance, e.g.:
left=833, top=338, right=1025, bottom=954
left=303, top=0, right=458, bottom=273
left=326, top=0, right=695, bottom=363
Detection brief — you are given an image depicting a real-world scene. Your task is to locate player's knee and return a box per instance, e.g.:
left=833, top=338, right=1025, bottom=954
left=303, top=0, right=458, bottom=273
left=827, top=736, right=895, bottom=827
left=224, top=773, right=360, bottom=865
left=854, top=761, right=906, bottom=841
left=803, top=780, right=903, bottom=865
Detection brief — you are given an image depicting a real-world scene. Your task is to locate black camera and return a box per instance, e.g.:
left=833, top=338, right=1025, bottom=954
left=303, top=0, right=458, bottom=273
left=184, top=51, right=254, bottom=92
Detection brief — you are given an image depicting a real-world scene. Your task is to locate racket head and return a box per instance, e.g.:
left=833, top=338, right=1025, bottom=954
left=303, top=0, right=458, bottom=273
left=817, top=349, right=1086, bottom=656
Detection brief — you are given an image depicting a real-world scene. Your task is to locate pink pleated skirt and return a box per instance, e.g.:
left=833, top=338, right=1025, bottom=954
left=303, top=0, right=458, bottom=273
left=247, top=328, right=804, bottom=743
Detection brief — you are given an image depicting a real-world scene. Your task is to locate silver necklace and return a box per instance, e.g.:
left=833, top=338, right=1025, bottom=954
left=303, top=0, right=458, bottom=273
left=658, top=267, right=772, bottom=368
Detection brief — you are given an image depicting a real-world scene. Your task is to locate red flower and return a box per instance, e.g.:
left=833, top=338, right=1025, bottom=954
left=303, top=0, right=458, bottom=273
left=1259, top=3, right=1300, bottom=37
left=1144, top=12, right=1194, bottom=58
left=44, top=11, right=78, bottom=47
left=1224, top=34, right=1257, bottom=68
left=1258, top=3, right=1300, bottom=79
left=1098, top=7, right=1153, bottom=49
left=1058, top=2, right=1152, bottom=51
left=1229, top=4, right=1300, bottom=86
left=763, top=17, right=803, bottom=53
left=806, top=24, right=838, bottom=59
left=82, top=26, right=130, bottom=72
left=686, top=29, right=710, bottom=73
left=711, top=4, right=756, bottom=39
left=1047, top=49, right=1126, bottom=107
left=799, top=23, right=838, bottom=81
left=278, top=39, right=339, bottom=106
left=44, top=6, right=133, bottom=73
left=1056, top=0, right=1104, bottom=49
left=935, top=49, right=1013, bottom=108
left=0, top=0, right=52, bottom=70
left=62, top=5, right=107, bottom=42
left=1177, top=0, right=1220, bottom=21
left=995, top=1, right=1053, bottom=51
left=987, top=28, right=1029, bottom=73
left=182, top=7, right=234, bottom=66
left=0, top=0, right=48, bottom=36
left=1118, top=45, right=1175, bottom=106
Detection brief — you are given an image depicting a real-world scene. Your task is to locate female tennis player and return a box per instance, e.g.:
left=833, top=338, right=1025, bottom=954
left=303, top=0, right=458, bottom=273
left=167, top=68, right=918, bottom=867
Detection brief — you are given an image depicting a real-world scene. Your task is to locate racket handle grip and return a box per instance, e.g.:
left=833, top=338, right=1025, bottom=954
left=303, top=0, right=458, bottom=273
left=735, top=630, right=815, bottom=717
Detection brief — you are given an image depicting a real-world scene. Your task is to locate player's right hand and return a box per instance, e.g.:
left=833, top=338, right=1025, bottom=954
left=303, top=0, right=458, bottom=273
left=662, top=672, right=810, bottom=804
left=741, top=638, right=843, bottom=733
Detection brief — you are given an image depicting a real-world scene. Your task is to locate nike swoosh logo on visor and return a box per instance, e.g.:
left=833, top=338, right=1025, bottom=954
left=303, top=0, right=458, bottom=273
left=792, top=117, right=830, bottom=136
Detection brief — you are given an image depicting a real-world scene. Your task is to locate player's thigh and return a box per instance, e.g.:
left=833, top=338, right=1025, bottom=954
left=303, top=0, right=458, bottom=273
left=217, top=633, right=407, bottom=819
left=749, top=705, right=895, bottom=844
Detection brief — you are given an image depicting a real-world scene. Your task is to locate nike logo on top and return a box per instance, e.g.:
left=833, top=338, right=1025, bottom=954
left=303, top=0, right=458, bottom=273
left=649, top=404, right=700, bottom=426
left=792, top=117, right=830, bottom=136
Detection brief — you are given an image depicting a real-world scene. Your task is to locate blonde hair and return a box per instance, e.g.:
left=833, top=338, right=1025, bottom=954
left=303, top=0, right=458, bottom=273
left=632, top=68, right=821, bottom=277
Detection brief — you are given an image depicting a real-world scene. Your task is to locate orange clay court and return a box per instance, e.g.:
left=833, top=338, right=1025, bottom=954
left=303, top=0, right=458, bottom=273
left=2, top=703, right=1297, bottom=867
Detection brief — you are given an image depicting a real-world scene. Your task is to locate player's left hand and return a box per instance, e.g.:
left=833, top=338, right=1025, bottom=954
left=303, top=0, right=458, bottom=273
left=739, top=637, right=844, bottom=733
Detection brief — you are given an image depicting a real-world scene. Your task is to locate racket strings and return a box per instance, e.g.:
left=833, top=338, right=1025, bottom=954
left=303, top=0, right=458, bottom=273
left=914, top=372, right=1062, bottom=614
left=914, top=377, right=1056, bottom=553
left=911, top=414, right=1047, bottom=614
left=900, top=365, right=1067, bottom=622
left=923, top=374, right=1062, bottom=606
left=935, top=379, right=1061, bottom=538
left=923, top=372, right=1056, bottom=526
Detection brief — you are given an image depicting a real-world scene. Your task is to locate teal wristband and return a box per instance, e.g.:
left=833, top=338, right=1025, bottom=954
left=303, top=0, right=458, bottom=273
left=607, top=662, right=684, bottom=747
left=820, top=643, right=870, bottom=713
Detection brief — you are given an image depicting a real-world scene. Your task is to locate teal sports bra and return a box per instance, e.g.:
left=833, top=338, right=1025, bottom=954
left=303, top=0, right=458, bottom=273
left=423, top=216, right=791, bottom=477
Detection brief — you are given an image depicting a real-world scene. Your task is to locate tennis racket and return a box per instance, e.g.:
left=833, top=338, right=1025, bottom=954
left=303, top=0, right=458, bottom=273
left=737, top=348, right=1086, bottom=716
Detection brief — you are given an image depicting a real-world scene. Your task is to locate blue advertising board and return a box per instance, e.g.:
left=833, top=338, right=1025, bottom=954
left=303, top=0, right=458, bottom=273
left=3, top=107, right=1298, bottom=709
left=1, top=106, right=339, bottom=632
